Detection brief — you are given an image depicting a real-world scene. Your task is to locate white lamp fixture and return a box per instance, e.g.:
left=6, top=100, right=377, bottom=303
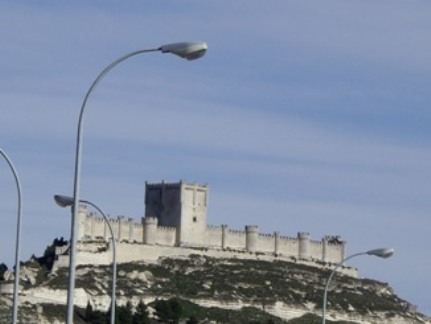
left=160, top=42, right=207, bottom=60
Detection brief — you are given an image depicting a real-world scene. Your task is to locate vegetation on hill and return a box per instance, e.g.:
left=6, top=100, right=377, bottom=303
left=0, top=251, right=427, bottom=323
left=39, top=237, right=68, bottom=270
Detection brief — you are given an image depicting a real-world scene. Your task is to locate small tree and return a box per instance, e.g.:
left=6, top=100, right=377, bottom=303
left=116, top=301, right=133, bottom=324
left=186, top=316, right=199, bottom=324
left=133, top=301, right=150, bottom=324
left=170, top=298, right=183, bottom=324
left=85, top=301, right=107, bottom=324
left=154, top=298, right=184, bottom=324
left=0, top=263, right=8, bottom=280
left=40, top=237, right=69, bottom=270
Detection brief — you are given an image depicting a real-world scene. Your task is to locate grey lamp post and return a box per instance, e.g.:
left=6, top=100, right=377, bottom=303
left=321, top=247, right=394, bottom=324
left=64, top=41, right=207, bottom=324
left=0, top=149, right=23, bottom=324
left=54, top=194, right=117, bottom=324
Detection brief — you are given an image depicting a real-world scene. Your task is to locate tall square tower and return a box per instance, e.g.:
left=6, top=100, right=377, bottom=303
left=144, top=181, right=209, bottom=246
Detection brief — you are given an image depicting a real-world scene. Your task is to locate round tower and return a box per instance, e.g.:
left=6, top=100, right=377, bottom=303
left=143, top=217, right=158, bottom=244
left=118, top=216, right=125, bottom=242
left=245, top=225, right=259, bottom=253
left=221, top=224, right=228, bottom=249
left=298, top=232, right=310, bottom=259
left=77, top=204, right=87, bottom=242
left=322, top=236, right=329, bottom=262
left=274, top=231, right=280, bottom=255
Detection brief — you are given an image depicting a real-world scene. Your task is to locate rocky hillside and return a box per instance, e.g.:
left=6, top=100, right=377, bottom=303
left=0, top=253, right=429, bottom=323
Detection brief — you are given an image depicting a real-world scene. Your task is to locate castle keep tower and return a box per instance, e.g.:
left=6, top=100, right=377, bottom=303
left=145, top=181, right=209, bottom=246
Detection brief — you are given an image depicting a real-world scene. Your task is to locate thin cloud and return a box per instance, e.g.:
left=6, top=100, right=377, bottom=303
left=0, top=0, right=430, bottom=315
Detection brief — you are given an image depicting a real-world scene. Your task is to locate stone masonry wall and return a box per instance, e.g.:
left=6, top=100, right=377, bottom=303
left=72, top=181, right=346, bottom=265
left=77, top=208, right=345, bottom=264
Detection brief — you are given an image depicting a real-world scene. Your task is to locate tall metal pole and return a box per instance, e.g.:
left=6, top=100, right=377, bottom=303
left=65, top=42, right=207, bottom=323
left=0, top=149, right=23, bottom=324
left=67, top=48, right=159, bottom=324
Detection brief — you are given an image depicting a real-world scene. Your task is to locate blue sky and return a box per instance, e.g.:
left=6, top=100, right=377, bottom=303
left=1, top=0, right=430, bottom=315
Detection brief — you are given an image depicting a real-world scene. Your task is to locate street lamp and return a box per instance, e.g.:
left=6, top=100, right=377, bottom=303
left=63, top=41, right=207, bottom=324
left=322, top=247, right=394, bottom=324
left=54, top=194, right=117, bottom=324
left=0, top=149, right=23, bottom=324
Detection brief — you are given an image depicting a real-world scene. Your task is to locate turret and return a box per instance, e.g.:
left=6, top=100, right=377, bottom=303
left=143, top=217, right=158, bottom=244
left=221, top=224, right=228, bottom=249
left=77, top=204, right=87, bottom=242
left=274, top=231, right=280, bottom=255
left=298, top=232, right=310, bottom=259
left=245, top=225, right=259, bottom=253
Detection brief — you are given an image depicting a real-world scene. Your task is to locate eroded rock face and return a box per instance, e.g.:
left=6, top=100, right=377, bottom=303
left=0, top=255, right=429, bottom=323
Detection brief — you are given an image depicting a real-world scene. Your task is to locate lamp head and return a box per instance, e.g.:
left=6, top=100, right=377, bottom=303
left=160, top=42, right=207, bottom=60
left=54, top=194, right=75, bottom=208
left=366, top=248, right=395, bottom=259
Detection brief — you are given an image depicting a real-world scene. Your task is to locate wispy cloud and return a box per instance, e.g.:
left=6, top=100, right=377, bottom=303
left=1, top=0, right=430, bottom=315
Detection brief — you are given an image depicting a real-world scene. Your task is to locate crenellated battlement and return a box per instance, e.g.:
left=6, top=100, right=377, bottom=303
left=259, top=233, right=276, bottom=239
left=73, top=180, right=346, bottom=266
left=228, top=229, right=246, bottom=235
left=145, top=180, right=209, bottom=189
left=145, top=180, right=183, bottom=188
left=310, top=239, right=322, bottom=245
left=158, top=226, right=176, bottom=232
left=207, top=225, right=222, bottom=231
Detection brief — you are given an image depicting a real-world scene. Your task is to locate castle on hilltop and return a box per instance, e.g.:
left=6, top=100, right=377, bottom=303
left=70, top=181, right=346, bottom=265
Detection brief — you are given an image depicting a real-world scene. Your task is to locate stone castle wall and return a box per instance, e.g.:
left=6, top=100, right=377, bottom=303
left=66, top=180, right=347, bottom=266
left=54, top=243, right=357, bottom=278
left=77, top=206, right=345, bottom=264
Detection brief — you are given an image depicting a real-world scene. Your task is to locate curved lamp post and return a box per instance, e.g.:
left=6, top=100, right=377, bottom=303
left=64, top=41, right=207, bottom=324
left=0, top=149, right=23, bottom=324
left=54, top=194, right=116, bottom=324
left=322, top=247, right=395, bottom=324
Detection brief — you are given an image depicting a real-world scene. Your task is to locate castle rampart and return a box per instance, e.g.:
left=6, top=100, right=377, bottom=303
left=69, top=181, right=346, bottom=266
left=77, top=212, right=345, bottom=264
left=205, top=225, right=223, bottom=248
left=257, top=232, right=277, bottom=253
